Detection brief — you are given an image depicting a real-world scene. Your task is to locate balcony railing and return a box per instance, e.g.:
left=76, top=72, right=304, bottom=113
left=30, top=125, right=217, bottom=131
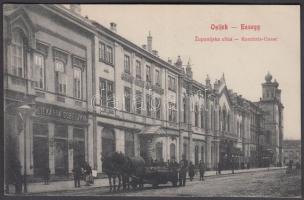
left=94, top=105, right=181, bottom=128
left=121, top=72, right=134, bottom=83
left=152, top=84, right=164, bottom=95
left=5, top=73, right=36, bottom=95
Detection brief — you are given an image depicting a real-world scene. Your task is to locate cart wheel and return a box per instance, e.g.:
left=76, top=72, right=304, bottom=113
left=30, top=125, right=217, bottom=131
left=152, top=182, right=158, bottom=189
left=172, top=180, right=178, bottom=187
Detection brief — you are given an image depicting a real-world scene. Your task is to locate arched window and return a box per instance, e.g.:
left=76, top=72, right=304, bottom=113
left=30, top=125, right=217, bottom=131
left=55, top=60, right=67, bottom=95
left=237, top=121, right=239, bottom=137
left=201, top=106, right=204, bottom=128
left=102, top=128, right=115, bottom=156
left=219, top=109, right=221, bottom=131
left=227, top=112, right=230, bottom=132
left=170, top=143, right=176, bottom=160
left=125, top=131, right=134, bottom=157
left=155, top=142, right=163, bottom=161
left=11, top=31, right=24, bottom=77
left=223, top=108, right=227, bottom=132
left=183, top=143, right=188, bottom=160
left=201, top=145, right=205, bottom=162
left=195, top=104, right=199, bottom=127
left=183, top=97, right=187, bottom=123
left=195, top=145, right=199, bottom=165
left=211, top=105, right=214, bottom=131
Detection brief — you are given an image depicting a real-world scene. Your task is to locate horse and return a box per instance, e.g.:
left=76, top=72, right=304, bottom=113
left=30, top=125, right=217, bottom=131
left=128, top=156, right=145, bottom=190
left=101, top=152, right=123, bottom=192
left=115, top=154, right=145, bottom=191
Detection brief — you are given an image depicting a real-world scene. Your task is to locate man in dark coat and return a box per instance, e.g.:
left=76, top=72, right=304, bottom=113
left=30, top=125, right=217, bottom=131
left=188, top=161, right=195, bottom=181
left=179, top=159, right=188, bottom=187
left=217, top=162, right=222, bottom=175
left=73, top=164, right=82, bottom=188
left=42, top=167, right=50, bottom=185
left=199, top=160, right=206, bottom=181
left=169, top=158, right=179, bottom=187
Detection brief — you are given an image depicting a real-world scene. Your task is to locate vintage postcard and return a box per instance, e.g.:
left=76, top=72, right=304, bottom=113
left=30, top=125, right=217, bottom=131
left=3, top=4, right=301, bottom=197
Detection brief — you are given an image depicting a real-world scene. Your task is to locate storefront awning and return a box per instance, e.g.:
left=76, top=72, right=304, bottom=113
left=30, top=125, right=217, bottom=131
left=138, top=126, right=166, bottom=136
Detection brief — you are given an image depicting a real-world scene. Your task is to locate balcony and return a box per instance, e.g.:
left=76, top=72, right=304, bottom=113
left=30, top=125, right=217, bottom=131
left=4, top=73, right=36, bottom=95
left=135, top=78, right=145, bottom=88
left=152, top=84, right=164, bottom=95
left=95, top=105, right=166, bottom=127
left=121, top=72, right=134, bottom=83
left=145, top=81, right=153, bottom=90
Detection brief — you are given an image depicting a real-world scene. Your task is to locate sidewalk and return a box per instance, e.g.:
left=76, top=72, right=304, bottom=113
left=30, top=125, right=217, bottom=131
left=7, top=166, right=286, bottom=194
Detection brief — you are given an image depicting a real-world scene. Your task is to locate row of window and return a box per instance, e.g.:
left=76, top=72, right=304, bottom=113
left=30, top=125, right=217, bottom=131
left=98, top=78, right=178, bottom=121
left=98, top=41, right=176, bottom=90
left=99, top=42, right=113, bottom=65
left=124, top=55, right=163, bottom=87
left=10, top=31, right=85, bottom=99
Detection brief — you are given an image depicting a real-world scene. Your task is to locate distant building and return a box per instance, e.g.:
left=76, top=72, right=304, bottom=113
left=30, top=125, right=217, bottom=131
left=283, top=140, right=301, bottom=164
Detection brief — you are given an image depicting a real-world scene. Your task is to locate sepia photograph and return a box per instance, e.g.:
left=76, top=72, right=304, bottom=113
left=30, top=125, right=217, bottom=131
left=3, top=3, right=301, bottom=197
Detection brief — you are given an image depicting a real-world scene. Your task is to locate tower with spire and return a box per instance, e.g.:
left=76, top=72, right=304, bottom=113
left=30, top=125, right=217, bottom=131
left=259, top=71, right=284, bottom=165
left=185, top=58, right=193, bottom=78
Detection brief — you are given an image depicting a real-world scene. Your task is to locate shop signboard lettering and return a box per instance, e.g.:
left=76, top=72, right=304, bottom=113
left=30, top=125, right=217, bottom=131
left=36, top=103, right=87, bottom=122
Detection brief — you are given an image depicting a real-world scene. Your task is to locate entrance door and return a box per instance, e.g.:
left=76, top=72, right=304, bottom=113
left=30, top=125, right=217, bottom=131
left=33, top=122, right=49, bottom=177
left=155, top=142, right=163, bottom=161
left=54, top=139, right=68, bottom=175
left=54, top=125, right=68, bottom=176
left=195, top=145, right=199, bottom=165
left=73, top=128, right=85, bottom=167
left=102, top=128, right=115, bottom=156
left=170, top=143, right=176, bottom=160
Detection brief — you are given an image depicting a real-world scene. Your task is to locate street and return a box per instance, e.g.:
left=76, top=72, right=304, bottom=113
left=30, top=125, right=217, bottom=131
left=31, top=168, right=300, bottom=197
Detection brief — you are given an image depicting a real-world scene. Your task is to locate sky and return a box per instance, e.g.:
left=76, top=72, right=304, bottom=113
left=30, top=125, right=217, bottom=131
left=79, top=5, right=300, bottom=140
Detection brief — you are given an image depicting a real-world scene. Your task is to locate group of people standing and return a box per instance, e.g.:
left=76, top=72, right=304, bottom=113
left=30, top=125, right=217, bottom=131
left=72, top=162, right=93, bottom=188
left=168, top=158, right=207, bottom=187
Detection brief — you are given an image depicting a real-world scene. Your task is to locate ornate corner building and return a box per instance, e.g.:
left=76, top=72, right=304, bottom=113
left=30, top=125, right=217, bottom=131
left=3, top=4, right=284, bottom=179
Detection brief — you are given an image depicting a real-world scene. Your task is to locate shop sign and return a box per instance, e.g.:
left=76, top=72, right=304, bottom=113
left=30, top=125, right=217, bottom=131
left=36, top=103, right=87, bottom=122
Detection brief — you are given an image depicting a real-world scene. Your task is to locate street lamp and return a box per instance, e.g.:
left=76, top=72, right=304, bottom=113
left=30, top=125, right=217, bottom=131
left=17, top=104, right=33, bottom=193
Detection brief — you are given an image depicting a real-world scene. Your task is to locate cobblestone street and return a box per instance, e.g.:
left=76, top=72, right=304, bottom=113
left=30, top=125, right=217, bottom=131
left=32, top=168, right=300, bottom=197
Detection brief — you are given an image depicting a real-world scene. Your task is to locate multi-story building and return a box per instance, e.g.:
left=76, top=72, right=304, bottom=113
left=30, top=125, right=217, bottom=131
left=283, top=140, right=301, bottom=165
left=4, top=4, right=284, bottom=180
left=4, top=4, right=95, bottom=179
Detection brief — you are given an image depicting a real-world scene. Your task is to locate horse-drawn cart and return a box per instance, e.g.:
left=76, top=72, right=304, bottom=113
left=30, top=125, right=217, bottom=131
left=131, top=165, right=179, bottom=188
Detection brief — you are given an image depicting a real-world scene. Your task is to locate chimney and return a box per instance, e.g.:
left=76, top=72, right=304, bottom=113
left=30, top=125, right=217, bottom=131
left=168, top=58, right=172, bottom=64
left=142, top=44, right=147, bottom=50
left=110, top=22, right=117, bottom=32
left=70, top=4, right=81, bottom=15
left=152, top=50, right=158, bottom=56
left=147, top=31, right=152, bottom=52
left=175, top=56, right=182, bottom=68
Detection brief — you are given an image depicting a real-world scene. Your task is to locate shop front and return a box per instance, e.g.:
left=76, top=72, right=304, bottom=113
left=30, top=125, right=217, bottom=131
left=33, top=103, right=88, bottom=177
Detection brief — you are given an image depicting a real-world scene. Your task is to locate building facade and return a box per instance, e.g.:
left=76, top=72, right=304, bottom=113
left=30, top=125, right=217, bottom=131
left=4, top=4, right=284, bottom=180
left=4, top=4, right=95, bottom=178
left=283, top=140, right=301, bottom=165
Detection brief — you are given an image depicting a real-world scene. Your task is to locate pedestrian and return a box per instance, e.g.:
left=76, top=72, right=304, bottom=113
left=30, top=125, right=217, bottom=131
left=73, top=164, right=82, bottom=188
left=217, top=162, right=222, bottom=175
left=296, top=162, right=300, bottom=170
left=188, top=161, right=195, bottom=181
left=247, top=162, right=250, bottom=169
left=199, top=160, right=206, bottom=181
left=42, top=166, right=50, bottom=185
left=170, top=158, right=179, bottom=187
left=179, top=158, right=188, bottom=187
left=83, top=162, right=91, bottom=186
left=86, top=163, right=93, bottom=185
left=13, top=160, right=23, bottom=194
